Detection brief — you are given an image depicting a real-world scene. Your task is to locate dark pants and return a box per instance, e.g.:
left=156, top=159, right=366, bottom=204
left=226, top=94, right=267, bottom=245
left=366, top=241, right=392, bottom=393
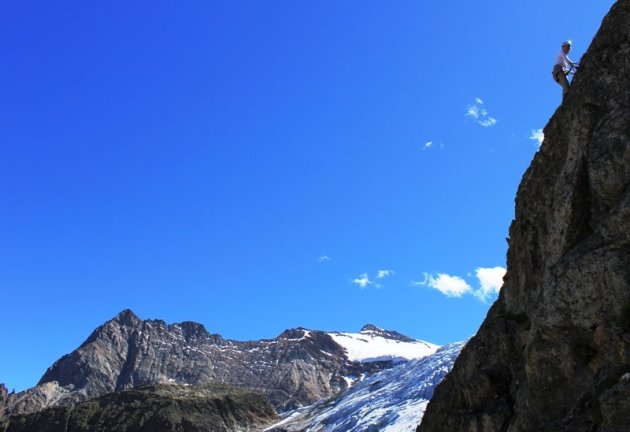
left=552, top=64, right=570, bottom=100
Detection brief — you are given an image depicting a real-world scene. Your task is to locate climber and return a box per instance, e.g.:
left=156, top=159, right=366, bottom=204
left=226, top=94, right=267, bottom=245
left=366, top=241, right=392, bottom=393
left=552, top=40, right=578, bottom=100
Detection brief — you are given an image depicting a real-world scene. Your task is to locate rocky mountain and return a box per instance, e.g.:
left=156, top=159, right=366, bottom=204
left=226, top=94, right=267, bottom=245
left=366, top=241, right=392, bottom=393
left=266, top=342, right=464, bottom=432
left=0, top=383, right=277, bottom=432
left=3, top=310, right=438, bottom=418
left=418, top=2, right=630, bottom=431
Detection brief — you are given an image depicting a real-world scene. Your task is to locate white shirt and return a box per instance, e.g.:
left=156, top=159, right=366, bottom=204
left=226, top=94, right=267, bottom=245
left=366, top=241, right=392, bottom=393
left=555, top=50, right=574, bottom=70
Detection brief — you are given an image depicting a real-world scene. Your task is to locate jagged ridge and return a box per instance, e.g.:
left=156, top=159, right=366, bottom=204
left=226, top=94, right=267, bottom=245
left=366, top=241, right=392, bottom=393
left=3, top=311, right=436, bottom=418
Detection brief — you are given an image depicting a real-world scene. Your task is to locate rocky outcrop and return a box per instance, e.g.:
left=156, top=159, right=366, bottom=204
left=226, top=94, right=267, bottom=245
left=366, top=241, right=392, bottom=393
left=2, top=383, right=74, bottom=420
left=1, top=383, right=277, bottom=432
left=0, top=385, right=7, bottom=419
left=4, top=311, right=420, bottom=417
left=418, top=2, right=630, bottom=431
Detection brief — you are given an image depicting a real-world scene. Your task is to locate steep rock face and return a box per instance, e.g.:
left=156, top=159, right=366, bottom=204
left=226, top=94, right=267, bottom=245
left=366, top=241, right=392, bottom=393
left=4, top=312, right=432, bottom=418
left=1, top=384, right=277, bottom=432
left=418, top=2, right=630, bottom=432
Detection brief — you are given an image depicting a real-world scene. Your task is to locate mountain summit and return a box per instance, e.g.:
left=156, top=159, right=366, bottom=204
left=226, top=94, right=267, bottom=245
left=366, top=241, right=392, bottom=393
left=2, top=311, right=437, bottom=418
left=419, top=2, right=630, bottom=431
left=360, top=324, right=417, bottom=343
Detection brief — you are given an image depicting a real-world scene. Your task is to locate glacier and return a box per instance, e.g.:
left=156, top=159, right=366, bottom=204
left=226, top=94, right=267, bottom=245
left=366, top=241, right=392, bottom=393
left=266, top=341, right=465, bottom=432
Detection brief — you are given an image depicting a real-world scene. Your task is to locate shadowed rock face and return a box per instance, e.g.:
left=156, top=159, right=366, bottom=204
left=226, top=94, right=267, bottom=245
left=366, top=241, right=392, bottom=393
left=418, top=2, right=630, bottom=432
left=1, top=384, right=277, bottom=432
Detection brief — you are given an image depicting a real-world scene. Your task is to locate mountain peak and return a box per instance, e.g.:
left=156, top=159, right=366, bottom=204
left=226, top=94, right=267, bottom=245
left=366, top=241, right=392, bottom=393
left=359, top=324, right=416, bottom=343
left=360, top=324, right=382, bottom=332
left=277, top=327, right=315, bottom=341
left=113, top=309, right=140, bottom=327
left=178, top=321, right=210, bottom=341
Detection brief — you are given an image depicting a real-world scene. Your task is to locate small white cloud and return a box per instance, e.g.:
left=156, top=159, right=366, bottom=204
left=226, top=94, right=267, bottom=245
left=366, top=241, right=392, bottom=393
left=466, top=105, right=479, bottom=119
left=352, top=273, right=372, bottom=289
left=415, top=272, right=472, bottom=298
left=414, top=266, right=505, bottom=301
left=466, top=98, right=497, bottom=127
left=377, top=269, right=395, bottom=279
left=422, top=141, right=445, bottom=151
left=530, top=129, right=544, bottom=147
left=318, top=255, right=331, bottom=263
left=474, top=266, right=506, bottom=301
left=479, top=117, right=497, bottom=127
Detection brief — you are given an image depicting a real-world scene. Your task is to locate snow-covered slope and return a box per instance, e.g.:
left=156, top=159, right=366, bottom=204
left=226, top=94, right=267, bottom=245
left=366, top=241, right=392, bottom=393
left=266, top=341, right=465, bottom=432
left=328, top=324, right=440, bottom=363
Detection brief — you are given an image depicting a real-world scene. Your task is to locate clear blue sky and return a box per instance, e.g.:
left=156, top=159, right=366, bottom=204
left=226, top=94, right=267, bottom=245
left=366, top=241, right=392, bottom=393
left=1, top=1, right=616, bottom=392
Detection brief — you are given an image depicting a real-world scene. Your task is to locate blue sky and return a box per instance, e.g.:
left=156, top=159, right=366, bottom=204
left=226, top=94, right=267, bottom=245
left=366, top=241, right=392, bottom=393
left=0, top=1, right=616, bottom=392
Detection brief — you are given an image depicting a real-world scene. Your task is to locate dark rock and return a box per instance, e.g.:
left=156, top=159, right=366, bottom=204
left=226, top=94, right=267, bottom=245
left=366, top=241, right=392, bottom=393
left=418, top=2, right=630, bottom=431
left=1, top=383, right=277, bottom=432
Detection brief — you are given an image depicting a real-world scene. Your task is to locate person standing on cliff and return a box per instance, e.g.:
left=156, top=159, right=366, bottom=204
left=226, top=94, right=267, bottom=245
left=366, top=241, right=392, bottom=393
left=552, top=40, right=577, bottom=100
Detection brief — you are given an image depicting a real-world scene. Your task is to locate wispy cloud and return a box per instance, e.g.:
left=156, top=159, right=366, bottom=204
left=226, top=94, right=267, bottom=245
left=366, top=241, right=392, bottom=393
left=352, top=269, right=392, bottom=288
left=352, top=273, right=372, bottom=289
left=422, top=140, right=444, bottom=151
left=414, top=266, right=506, bottom=302
left=317, top=255, right=331, bottom=263
left=377, top=269, right=395, bottom=279
left=530, top=129, right=544, bottom=147
left=466, top=98, right=497, bottom=127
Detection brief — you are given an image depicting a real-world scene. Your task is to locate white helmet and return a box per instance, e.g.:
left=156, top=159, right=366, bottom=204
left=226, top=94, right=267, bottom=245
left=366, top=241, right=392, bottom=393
left=562, top=40, right=572, bottom=47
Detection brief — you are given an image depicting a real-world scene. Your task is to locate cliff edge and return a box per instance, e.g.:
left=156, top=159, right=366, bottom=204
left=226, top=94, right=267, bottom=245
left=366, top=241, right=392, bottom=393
left=418, top=2, right=630, bottom=431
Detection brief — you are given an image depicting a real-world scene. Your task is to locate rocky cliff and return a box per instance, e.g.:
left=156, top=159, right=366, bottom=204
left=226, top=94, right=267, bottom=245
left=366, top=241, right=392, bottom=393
left=1, top=383, right=276, bottom=432
left=418, top=2, right=630, bottom=431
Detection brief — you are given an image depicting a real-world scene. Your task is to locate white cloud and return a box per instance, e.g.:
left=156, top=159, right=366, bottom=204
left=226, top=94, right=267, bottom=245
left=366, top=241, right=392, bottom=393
left=467, top=105, right=479, bottom=119
left=352, top=273, right=372, bottom=289
left=414, top=266, right=506, bottom=302
left=474, top=267, right=506, bottom=301
left=422, top=141, right=445, bottom=151
left=530, top=129, right=544, bottom=147
left=466, top=98, right=497, bottom=127
left=377, top=269, right=395, bottom=279
left=479, top=117, right=497, bottom=127
left=415, top=272, right=472, bottom=298
left=318, top=255, right=331, bottom=263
